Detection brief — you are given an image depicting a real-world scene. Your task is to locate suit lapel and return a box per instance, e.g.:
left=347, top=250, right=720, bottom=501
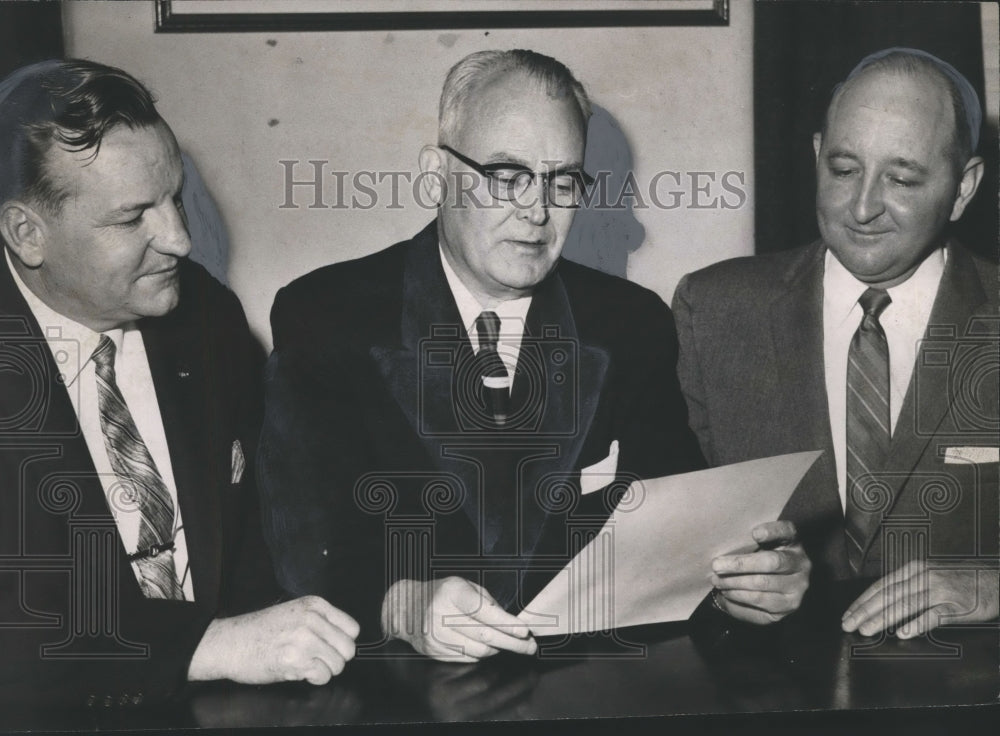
left=0, top=257, right=109, bottom=523
left=140, top=298, right=221, bottom=606
left=0, top=258, right=86, bottom=451
left=370, top=226, right=483, bottom=534
left=767, top=244, right=842, bottom=529
left=370, top=227, right=609, bottom=559
left=856, top=243, right=990, bottom=558
left=513, top=264, right=609, bottom=555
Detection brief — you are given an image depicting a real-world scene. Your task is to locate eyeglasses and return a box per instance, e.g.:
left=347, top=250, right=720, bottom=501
left=439, top=145, right=593, bottom=208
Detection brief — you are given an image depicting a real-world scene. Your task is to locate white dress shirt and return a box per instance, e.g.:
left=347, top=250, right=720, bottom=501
left=823, top=247, right=946, bottom=511
left=439, top=248, right=532, bottom=387
left=6, top=251, right=193, bottom=599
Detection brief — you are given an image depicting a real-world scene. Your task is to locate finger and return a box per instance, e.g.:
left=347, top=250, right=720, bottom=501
left=304, top=596, right=361, bottom=640
left=842, top=561, right=926, bottom=625
left=711, top=573, right=777, bottom=593
left=717, top=588, right=796, bottom=614
left=426, top=648, right=479, bottom=664
left=427, top=634, right=498, bottom=661
left=455, top=587, right=532, bottom=639
left=712, top=550, right=800, bottom=576
left=711, top=572, right=808, bottom=599
left=443, top=617, right=537, bottom=656
left=307, top=611, right=359, bottom=663
left=751, top=520, right=797, bottom=546
left=301, top=657, right=336, bottom=686
left=897, top=608, right=942, bottom=640
left=273, top=632, right=345, bottom=683
left=299, top=630, right=352, bottom=678
left=717, top=597, right=783, bottom=625
left=846, top=579, right=928, bottom=636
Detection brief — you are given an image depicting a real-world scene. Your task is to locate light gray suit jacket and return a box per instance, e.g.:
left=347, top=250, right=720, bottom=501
left=673, top=241, right=998, bottom=584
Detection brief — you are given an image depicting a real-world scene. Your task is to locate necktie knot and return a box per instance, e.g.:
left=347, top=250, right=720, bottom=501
left=858, top=288, right=891, bottom=319
left=476, top=311, right=501, bottom=351
left=92, top=334, right=116, bottom=370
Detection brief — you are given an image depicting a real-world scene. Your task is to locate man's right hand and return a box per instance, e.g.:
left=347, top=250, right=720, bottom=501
left=382, top=577, right=537, bottom=662
left=188, top=596, right=359, bottom=685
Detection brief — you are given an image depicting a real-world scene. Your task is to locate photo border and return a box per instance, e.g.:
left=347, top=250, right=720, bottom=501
left=154, top=0, right=730, bottom=32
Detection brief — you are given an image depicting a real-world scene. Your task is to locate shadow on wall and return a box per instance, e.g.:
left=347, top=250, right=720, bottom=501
left=181, top=152, right=230, bottom=286
left=561, top=105, right=646, bottom=279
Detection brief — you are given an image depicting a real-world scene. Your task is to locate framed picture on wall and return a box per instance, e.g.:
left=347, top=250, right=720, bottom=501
left=154, top=0, right=730, bottom=32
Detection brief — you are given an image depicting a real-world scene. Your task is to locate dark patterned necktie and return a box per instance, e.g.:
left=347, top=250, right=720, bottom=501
left=475, top=311, right=510, bottom=426
left=92, top=335, right=183, bottom=599
left=845, top=288, right=892, bottom=574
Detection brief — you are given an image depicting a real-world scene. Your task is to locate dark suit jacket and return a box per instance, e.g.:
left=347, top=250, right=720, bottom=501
left=0, top=255, right=278, bottom=709
left=259, top=220, right=705, bottom=640
left=673, top=241, right=999, bottom=585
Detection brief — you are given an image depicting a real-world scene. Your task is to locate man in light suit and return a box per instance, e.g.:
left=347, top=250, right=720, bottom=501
left=674, top=48, right=998, bottom=637
left=0, top=60, right=358, bottom=709
left=259, top=49, right=812, bottom=662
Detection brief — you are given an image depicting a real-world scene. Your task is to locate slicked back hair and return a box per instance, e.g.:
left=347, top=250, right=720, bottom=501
left=0, top=59, right=162, bottom=213
left=438, top=49, right=591, bottom=145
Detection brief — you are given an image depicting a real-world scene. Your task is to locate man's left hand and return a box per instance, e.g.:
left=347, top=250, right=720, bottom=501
left=841, top=560, right=1000, bottom=638
left=710, top=520, right=811, bottom=625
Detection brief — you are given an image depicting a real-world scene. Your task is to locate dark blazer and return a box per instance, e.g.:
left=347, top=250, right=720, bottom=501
left=259, top=220, right=705, bottom=640
left=0, top=255, right=278, bottom=709
left=673, top=241, right=999, bottom=585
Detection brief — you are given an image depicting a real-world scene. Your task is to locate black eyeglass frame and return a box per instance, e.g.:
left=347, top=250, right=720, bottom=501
left=439, top=144, right=594, bottom=208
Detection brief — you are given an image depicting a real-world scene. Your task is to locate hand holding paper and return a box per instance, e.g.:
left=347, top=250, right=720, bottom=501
left=382, top=577, right=537, bottom=662
left=519, top=451, right=822, bottom=635
left=710, top=519, right=812, bottom=624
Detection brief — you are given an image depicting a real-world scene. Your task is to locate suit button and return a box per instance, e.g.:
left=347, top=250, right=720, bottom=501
left=102, top=695, right=113, bottom=708
left=132, top=693, right=144, bottom=706
left=119, top=693, right=130, bottom=706
left=85, top=695, right=96, bottom=707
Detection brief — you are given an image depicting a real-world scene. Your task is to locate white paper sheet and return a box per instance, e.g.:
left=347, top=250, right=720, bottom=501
left=518, top=450, right=822, bottom=635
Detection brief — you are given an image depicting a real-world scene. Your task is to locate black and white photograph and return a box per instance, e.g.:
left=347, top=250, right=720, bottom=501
left=0, top=1, right=997, bottom=733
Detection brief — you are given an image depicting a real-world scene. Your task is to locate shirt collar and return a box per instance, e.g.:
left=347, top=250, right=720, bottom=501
left=5, top=248, right=126, bottom=386
left=438, top=246, right=532, bottom=337
left=823, top=246, right=946, bottom=325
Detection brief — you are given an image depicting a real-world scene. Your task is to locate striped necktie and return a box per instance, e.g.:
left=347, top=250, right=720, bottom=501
left=476, top=311, right=510, bottom=426
left=92, top=335, right=183, bottom=599
left=844, top=287, right=892, bottom=574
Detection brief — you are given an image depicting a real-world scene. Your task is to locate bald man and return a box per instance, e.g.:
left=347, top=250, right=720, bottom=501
left=674, top=48, right=998, bottom=637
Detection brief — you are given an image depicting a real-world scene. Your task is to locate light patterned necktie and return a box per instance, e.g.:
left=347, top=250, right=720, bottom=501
left=92, top=335, right=182, bottom=599
left=845, top=288, right=892, bottom=574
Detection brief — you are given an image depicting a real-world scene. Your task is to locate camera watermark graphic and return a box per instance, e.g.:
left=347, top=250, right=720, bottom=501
left=418, top=323, right=581, bottom=438
left=848, top=466, right=999, bottom=661
left=913, top=317, right=999, bottom=439
left=0, top=319, right=82, bottom=438
left=353, top=459, right=649, bottom=660
left=0, top=466, right=149, bottom=661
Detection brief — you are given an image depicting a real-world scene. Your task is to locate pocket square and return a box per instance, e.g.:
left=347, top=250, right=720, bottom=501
left=943, top=446, right=999, bottom=464
left=580, top=440, right=620, bottom=495
left=231, top=439, right=246, bottom=484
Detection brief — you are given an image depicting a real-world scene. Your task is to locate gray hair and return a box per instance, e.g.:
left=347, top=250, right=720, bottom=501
left=438, top=49, right=591, bottom=145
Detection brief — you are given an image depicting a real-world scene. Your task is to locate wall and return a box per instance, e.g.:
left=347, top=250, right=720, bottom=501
left=63, top=1, right=755, bottom=347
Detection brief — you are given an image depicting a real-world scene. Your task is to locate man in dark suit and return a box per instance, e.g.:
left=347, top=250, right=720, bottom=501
left=259, top=49, right=811, bottom=661
left=674, top=48, right=998, bottom=637
left=0, top=60, right=358, bottom=709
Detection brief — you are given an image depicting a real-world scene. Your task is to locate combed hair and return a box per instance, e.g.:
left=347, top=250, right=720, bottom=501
left=824, top=51, right=975, bottom=169
left=438, top=49, right=591, bottom=144
left=0, top=59, right=161, bottom=212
